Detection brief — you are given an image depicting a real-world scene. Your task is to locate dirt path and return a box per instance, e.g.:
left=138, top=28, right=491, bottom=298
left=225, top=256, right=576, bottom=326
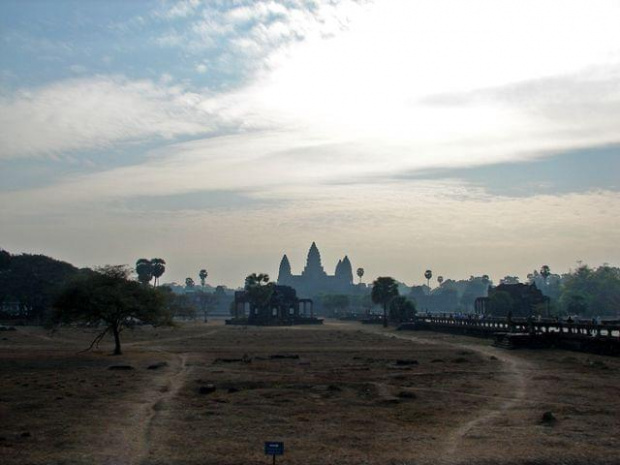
left=357, top=325, right=531, bottom=464
left=132, top=352, right=189, bottom=465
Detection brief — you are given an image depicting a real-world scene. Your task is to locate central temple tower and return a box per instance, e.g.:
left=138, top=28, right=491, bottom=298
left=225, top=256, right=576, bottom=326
left=301, top=242, right=327, bottom=278
left=277, top=242, right=355, bottom=298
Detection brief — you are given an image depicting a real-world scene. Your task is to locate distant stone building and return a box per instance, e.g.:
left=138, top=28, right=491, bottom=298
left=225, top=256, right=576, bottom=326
left=277, top=242, right=356, bottom=298
left=229, top=285, right=319, bottom=326
left=475, top=283, right=549, bottom=317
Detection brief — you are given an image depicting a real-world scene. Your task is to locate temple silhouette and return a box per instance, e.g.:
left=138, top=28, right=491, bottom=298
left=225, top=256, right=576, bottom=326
left=277, top=242, right=355, bottom=297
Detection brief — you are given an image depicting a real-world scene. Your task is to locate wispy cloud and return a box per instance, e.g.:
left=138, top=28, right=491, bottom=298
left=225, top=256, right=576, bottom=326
left=0, top=76, right=226, bottom=159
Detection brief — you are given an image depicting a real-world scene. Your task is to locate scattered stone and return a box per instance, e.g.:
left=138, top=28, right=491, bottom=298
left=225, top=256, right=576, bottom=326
left=214, top=358, right=243, bottom=364
left=431, top=359, right=445, bottom=363
left=395, top=359, right=418, bottom=366
left=541, top=411, right=557, bottom=425
left=381, top=398, right=400, bottom=405
left=227, top=387, right=239, bottom=394
left=269, top=354, right=300, bottom=360
left=452, top=357, right=469, bottom=364
left=198, top=384, right=216, bottom=395
left=489, top=356, right=498, bottom=360
left=20, top=432, right=31, bottom=438
left=588, top=360, right=609, bottom=370
left=147, top=362, right=168, bottom=370
left=397, top=391, right=417, bottom=400
left=327, top=384, right=342, bottom=392
left=108, top=365, right=134, bottom=371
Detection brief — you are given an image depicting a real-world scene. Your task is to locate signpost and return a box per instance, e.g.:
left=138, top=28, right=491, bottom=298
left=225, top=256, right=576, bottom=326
left=264, top=441, right=284, bottom=464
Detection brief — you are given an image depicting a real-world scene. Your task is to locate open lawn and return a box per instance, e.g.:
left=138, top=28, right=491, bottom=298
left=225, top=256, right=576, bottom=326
left=0, top=320, right=619, bottom=464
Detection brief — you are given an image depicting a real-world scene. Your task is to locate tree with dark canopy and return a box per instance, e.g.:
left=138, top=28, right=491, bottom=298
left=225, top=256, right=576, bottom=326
left=389, top=295, right=417, bottom=323
left=135, top=259, right=153, bottom=286
left=53, top=265, right=172, bottom=355
left=199, top=269, right=208, bottom=287
left=151, top=258, right=166, bottom=286
left=424, top=269, right=433, bottom=287
left=371, top=276, right=399, bottom=328
left=244, top=273, right=274, bottom=312
left=0, top=251, right=79, bottom=322
left=356, top=267, right=364, bottom=284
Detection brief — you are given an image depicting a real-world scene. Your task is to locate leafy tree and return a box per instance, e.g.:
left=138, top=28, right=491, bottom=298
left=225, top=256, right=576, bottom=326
left=185, top=277, right=195, bottom=288
left=135, top=259, right=153, bottom=286
left=500, top=275, right=520, bottom=285
left=356, top=267, right=364, bottom=284
left=437, top=275, right=444, bottom=286
left=159, top=287, right=196, bottom=320
left=0, top=252, right=79, bottom=322
left=371, top=276, right=399, bottom=327
left=321, top=294, right=350, bottom=317
left=53, top=265, right=172, bottom=355
left=559, top=265, right=620, bottom=317
left=151, top=258, right=166, bottom=287
left=0, top=249, right=11, bottom=270
left=244, top=273, right=274, bottom=311
left=199, top=269, right=208, bottom=287
left=389, top=296, right=416, bottom=323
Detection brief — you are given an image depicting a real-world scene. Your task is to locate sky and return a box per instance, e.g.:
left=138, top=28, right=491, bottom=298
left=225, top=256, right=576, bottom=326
left=1, top=0, right=619, bottom=288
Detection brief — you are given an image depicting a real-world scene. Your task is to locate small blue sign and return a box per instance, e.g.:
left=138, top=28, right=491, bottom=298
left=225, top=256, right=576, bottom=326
left=264, top=441, right=284, bottom=456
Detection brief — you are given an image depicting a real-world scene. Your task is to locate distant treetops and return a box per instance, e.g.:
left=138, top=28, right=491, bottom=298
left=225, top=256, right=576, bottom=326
left=135, top=258, right=166, bottom=286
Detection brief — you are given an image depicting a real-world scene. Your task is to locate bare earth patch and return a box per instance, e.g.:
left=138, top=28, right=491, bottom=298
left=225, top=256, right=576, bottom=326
left=0, top=321, right=618, bottom=464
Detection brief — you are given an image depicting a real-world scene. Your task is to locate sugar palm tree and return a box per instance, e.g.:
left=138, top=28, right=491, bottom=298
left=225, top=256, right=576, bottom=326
left=151, top=258, right=166, bottom=287
left=424, top=269, right=433, bottom=288
left=540, top=265, right=551, bottom=285
left=371, top=276, right=399, bottom=328
left=199, top=269, right=208, bottom=287
left=437, top=275, right=444, bottom=286
left=135, top=259, right=153, bottom=286
left=356, top=267, right=364, bottom=284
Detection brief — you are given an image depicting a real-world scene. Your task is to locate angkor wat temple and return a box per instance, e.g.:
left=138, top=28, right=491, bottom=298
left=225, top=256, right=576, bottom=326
left=277, top=242, right=356, bottom=298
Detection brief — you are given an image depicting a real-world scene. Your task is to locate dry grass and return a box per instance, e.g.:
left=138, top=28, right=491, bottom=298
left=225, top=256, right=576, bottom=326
left=0, top=321, right=618, bottom=464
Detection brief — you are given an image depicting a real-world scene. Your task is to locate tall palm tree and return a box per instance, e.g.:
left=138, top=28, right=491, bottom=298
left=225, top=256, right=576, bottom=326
left=356, top=267, right=365, bottom=284
left=199, top=269, right=208, bottom=287
left=424, top=269, right=433, bottom=288
left=151, top=258, right=166, bottom=287
left=135, top=259, right=153, bottom=286
left=371, top=276, right=399, bottom=328
left=437, top=275, right=444, bottom=286
left=185, top=277, right=195, bottom=288
left=245, top=273, right=274, bottom=311
left=540, top=265, right=551, bottom=285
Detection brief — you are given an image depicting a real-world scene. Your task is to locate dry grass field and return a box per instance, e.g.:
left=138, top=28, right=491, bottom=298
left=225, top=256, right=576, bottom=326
left=1, top=320, right=619, bottom=465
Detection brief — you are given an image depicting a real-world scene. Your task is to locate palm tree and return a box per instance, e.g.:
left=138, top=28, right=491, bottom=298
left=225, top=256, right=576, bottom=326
left=540, top=265, right=551, bottom=285
left=199, top=269, right=208, bottom=287
left=245, top=273, right=274, bottom=312
left=151, top=258, right=166, bottom=287
left=424, top=269, right=433, bottom=288
left=371, top=276, right=399, bottom=328
left=437, top=275, right=444, bottom=286
left=356, top=267, right=365, bottom=284
left=135, top=259, right=153, bottom=286
left=185, top=277, right=195, bottom=288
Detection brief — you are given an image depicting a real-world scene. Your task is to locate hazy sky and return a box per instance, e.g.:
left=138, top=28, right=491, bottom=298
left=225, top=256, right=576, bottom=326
left=1, top=0, right=619, bottom=288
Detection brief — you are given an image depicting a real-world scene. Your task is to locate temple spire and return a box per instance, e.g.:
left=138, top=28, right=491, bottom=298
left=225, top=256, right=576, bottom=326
left=278, top=254, right=292, bottom=281
left=302, top=242, right=326, bottom=278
